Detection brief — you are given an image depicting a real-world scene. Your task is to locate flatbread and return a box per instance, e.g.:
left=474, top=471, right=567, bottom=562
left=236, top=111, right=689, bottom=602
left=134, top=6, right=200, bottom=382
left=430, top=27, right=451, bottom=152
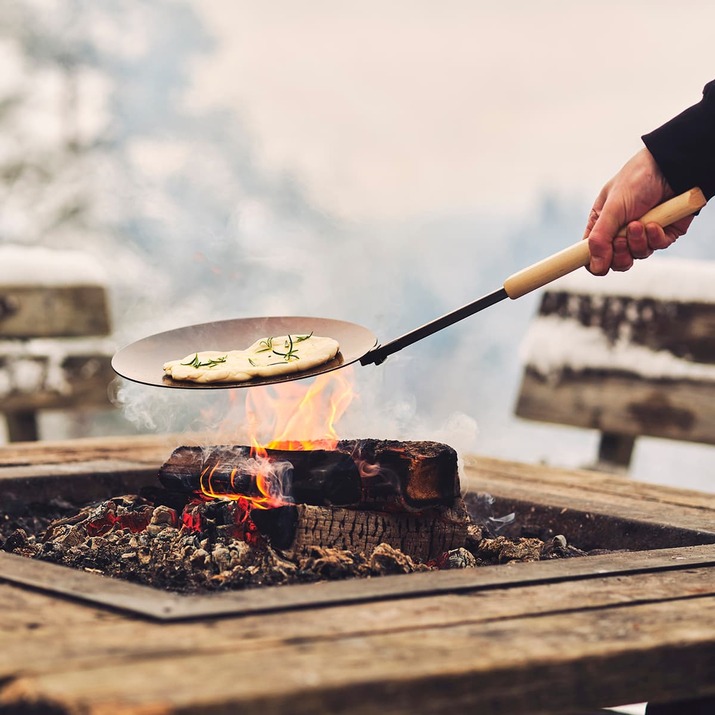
left=162, top=333, right=340, bottom=384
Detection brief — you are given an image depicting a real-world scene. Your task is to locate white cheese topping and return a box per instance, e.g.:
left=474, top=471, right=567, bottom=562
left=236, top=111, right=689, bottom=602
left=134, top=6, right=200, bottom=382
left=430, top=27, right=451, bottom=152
left=162, top=334, right=340, bottom=383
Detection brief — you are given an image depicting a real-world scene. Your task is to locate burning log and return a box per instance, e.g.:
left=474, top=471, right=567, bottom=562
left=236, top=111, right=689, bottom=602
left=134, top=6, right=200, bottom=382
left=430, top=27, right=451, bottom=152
left=156, top=440, right=461, bottom=512
left=251, top=502, right=469, bottom=562
left=336, top=439, right=460, bottom=510
left=341, top=439, right=460, bottom=508
left=157, top=445, right=362, bottom=507
left=152, top=440, right=465, bottom=562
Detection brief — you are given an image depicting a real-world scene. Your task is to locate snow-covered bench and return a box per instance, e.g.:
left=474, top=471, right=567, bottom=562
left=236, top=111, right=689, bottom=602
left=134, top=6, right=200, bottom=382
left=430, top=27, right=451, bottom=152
left=515, top=257, right=715, bottom=470
left=0, top=246, right=114, bottom=442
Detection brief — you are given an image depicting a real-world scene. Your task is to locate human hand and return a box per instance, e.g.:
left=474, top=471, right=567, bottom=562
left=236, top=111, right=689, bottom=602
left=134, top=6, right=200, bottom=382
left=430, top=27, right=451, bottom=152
left=584, top=148, right=695, bottom=274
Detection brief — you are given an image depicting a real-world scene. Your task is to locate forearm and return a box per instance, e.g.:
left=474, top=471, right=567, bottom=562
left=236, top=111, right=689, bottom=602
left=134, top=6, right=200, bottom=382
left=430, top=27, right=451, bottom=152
left=642, top=80, right=715, bottom=199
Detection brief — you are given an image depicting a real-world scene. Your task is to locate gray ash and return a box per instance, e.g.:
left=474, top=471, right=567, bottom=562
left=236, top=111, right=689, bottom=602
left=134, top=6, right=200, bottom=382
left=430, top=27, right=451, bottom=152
left=1, top=492, right=589, bottom=595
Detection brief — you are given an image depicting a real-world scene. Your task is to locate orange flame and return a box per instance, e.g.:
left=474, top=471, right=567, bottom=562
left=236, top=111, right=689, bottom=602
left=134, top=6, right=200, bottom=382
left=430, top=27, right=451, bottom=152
left=247, top=367, right=356, bottom=451
left=198, top=458, right=285, bottom=510
left=198, top=368, right=357, bottom=508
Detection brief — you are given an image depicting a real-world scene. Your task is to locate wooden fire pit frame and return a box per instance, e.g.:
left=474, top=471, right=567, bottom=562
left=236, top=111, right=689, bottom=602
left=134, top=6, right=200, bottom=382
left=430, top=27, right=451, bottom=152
left=1, top=434, right=714, bottom=713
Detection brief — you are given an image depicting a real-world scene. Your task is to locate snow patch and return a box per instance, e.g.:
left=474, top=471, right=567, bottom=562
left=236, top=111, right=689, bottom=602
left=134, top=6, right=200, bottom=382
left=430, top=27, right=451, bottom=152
left=552, top=257, right=715, bottom=303
left=0, top=245, right=108, bottom=286
left=521, top=315, right=715, bottom=381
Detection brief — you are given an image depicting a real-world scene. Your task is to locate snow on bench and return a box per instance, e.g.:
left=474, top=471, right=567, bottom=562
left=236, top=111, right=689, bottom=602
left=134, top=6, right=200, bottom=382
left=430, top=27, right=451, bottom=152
left=0, top=246, right=115, bottom=441
left=515, top=256, right=715, bottom=469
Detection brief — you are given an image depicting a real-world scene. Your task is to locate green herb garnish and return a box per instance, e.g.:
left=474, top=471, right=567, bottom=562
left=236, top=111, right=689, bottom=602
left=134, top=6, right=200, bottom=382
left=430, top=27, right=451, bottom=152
left=255, top=337, right=274, bottom=353
left=272, top=333, right=300, bottom=361
left=180, top=353, right=228, bottom=369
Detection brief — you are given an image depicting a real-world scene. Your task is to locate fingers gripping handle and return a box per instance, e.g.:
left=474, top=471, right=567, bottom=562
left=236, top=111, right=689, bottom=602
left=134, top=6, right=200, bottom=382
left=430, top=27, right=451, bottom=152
left=502, top=187, right=707, bottom=299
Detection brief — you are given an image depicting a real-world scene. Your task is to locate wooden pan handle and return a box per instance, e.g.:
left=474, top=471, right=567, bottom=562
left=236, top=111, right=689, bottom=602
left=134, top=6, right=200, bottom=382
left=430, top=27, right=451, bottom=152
left=502, top=187, right=707, bottom=299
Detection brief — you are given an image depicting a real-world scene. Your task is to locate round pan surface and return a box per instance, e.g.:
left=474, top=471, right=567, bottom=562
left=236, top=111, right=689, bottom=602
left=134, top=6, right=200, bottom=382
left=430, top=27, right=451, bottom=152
left=111, top=316, right=378, bottom=389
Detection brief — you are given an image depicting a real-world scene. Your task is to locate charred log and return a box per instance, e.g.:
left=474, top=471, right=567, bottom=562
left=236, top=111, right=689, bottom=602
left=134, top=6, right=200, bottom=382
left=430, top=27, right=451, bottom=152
left=157, top=440, right=461, bottom=512
left=158, top=446, right=362, bottom=507
left=335, top=439, right=460, bottom=510
left=252, top=500, right=470, bottom=563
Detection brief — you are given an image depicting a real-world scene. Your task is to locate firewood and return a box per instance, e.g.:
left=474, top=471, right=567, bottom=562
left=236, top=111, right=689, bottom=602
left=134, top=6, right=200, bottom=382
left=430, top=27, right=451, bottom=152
left=336, top=439, right=460, bottom=510
left=157, top=446, right=362, bottom=507
left=251, top=500, right=470, bottom=563
left=157, top=440, right=461, bottom=513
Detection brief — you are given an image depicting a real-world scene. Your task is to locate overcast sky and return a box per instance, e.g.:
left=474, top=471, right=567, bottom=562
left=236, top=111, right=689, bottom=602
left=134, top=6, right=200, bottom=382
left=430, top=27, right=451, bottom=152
left=193, top=1, right=715, bottom=221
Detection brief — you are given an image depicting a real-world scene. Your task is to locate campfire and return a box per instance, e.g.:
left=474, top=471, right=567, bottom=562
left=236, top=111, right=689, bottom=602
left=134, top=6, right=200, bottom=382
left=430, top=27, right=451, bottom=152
left=1, top=371, right=588, bottom=593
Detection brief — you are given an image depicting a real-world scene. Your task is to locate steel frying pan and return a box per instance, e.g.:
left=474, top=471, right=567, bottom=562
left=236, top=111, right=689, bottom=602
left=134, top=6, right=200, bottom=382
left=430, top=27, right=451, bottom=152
left=111, top=189, right=706, bottom=390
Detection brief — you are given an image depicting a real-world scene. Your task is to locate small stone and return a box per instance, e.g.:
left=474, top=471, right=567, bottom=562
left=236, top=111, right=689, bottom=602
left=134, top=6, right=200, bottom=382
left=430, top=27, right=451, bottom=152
left=438, top=547, right=477, bottom=569
left=228, top=541, right=251, bottom=561
left=150, top=505, right=177, bottom=527
left=212, top=546, right=231, bottom=571
left=2, top=528, right=29, bottom=552
left=189, top=548, right=209, bottom=568
left=552, top=534, right=568, bottom=549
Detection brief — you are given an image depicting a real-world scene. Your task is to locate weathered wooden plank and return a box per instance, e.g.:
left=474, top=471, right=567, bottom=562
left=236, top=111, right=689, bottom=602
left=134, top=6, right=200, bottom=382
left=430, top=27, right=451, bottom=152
left=3, top=538, right=713, bottom=623
left=463, top=458, right=715, bottom=551
left=0, top=438, right=713, bottom=713
left=1, top=560, right=713, bottom=668
left=0, top=433, right=174, bottom=468
left=537, top=290, right=715, bottom=362
left=515, top=370, right=715, bottom=445
left=1, top=594, right=713, bottom=714
left=464, top=454, right=715, bottom=514
left=0, top=285, right=110, bottom=338
left=0, top=581, right=125, bottom=634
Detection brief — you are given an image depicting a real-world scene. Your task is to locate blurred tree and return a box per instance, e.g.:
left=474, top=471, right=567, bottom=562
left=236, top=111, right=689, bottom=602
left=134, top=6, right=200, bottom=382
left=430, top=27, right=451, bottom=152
left=0, top=0, right=102, bottom=246
left=0, top=0, right=338, bottom=332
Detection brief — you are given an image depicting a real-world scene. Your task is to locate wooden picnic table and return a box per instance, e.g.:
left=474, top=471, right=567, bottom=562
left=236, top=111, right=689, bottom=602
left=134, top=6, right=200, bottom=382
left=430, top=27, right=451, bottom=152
left=0, top=435, right=714, bottom=714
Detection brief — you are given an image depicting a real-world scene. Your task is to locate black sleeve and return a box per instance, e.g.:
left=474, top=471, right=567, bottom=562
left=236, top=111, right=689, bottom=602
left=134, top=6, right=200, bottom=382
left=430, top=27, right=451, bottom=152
left=642, top=80, right=715, bottom=200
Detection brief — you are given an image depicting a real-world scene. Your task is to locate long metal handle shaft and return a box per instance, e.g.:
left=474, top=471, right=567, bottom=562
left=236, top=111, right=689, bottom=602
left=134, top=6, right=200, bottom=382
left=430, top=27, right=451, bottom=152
left=360, top=287, right=508, bottom=366
left=360, top=188, right=707, bottom=366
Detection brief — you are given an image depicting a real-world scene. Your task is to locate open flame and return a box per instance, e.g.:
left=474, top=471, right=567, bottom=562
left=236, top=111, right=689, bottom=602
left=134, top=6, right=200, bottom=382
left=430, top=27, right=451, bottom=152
left=247, top=367, right=356, bottom=451
left=197, top=368, right=357, bottom=511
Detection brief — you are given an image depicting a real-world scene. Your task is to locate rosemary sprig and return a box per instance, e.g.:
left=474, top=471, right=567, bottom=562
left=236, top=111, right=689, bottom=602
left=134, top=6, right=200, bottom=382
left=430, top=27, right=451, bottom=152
left=255, top=337, right=274, bottom=353
left=250, top=332, right=314, bottom=365
left=272, top=333, right=300, bottom=361
left=180, top=353, right=228, bottom=369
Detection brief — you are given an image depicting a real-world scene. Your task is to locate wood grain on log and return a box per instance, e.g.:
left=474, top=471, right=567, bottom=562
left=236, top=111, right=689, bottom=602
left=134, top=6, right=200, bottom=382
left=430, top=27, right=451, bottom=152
left=253, top=501, right=469, bottom=562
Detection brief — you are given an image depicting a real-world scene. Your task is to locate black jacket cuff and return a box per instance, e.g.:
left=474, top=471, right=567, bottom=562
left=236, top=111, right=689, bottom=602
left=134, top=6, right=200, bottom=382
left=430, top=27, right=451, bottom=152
left=642, top=80, right=715, bottom=200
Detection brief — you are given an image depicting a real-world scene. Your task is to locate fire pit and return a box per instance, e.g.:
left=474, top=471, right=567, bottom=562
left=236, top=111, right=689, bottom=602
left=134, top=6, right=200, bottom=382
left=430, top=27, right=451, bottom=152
left=1, top=434, right=715, bottom=714
left=1, top=433, right=714, bottom=622
left=2, top=369, right=634, bottom=616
